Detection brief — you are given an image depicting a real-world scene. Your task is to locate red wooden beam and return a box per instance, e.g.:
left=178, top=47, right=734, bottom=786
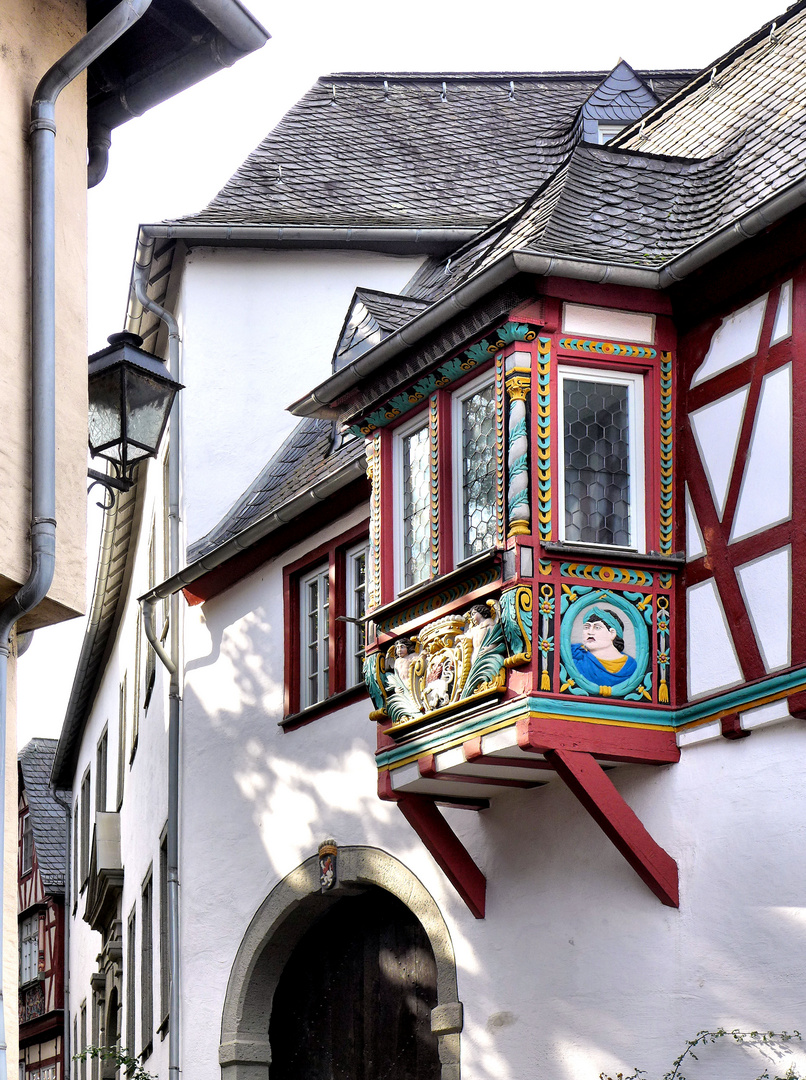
left=786, top=690, right=806, bottom=720
left=720, top=712, right=750, bottom=740
left=518, top=716, right=680, bottom=765
left=546, top=748, right=679, bottom=908
left=396, top=792, right=487, bottom=920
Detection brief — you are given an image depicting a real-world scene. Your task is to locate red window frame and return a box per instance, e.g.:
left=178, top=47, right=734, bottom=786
left=283, top=520, right=370, bottom=725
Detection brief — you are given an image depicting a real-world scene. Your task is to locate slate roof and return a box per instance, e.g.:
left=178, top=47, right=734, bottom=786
left=617, top=2, right=806, bottom=225
left=334, top=289, right=429, bottom=369
left=189, top=419, right=366, bottom=560
left=399, top=3, right=806, bottom=304
left=179, top=69, right=691, bottom=230
left=19, top=739, right=68, bottom=894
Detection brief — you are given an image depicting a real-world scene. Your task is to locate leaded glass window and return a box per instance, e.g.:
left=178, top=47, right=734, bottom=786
left=561, top=370, right=643, bottom=548
left=459, top=379, right=497, bottom=559
left=301, top=564, right=329, bottom=707
left=402, top=424, right=431, bottom=588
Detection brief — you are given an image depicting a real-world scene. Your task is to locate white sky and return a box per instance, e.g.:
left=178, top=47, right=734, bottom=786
left=16, top=0, right=787, bottom=746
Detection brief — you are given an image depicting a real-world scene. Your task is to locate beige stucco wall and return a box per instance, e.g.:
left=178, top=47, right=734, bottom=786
left=5, top=645, right=19, bottom=1079
left=0, top=0, right=87, bottom=629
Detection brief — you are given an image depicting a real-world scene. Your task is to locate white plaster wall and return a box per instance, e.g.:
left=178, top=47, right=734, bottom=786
left=179, top=519, right=806, bottom=1080
left=175, top=248, right=424, bottom=546
left=66, top=463, right=173, bottom=1080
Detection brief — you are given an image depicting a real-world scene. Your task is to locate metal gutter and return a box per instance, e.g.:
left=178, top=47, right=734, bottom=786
left=139, top=454, right=367, bottom=604
left=288, top=250, right=659, bottom=418
left=140, top=222, right=479, bottom=252
left=0, top=4, right=154, bottom=1078
left=290, top=171, right=806, bottom=419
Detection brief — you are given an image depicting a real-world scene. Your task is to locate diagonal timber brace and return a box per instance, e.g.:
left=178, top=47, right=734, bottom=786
left=379, top=772, right=486, bottom=918
left=546, top=748, right=679, bottom=908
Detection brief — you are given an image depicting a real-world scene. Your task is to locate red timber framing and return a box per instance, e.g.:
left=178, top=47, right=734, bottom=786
left=379, top=717, right=679, bottom=917
left=378, top=770, right=486, bottom=919
left=680, top=270, right=806, bottom=696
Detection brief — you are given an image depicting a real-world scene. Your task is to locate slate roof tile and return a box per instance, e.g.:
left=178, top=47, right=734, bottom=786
left=19, top=738, right=68, bottom=894
left=177, top=71, right=690, bottom=230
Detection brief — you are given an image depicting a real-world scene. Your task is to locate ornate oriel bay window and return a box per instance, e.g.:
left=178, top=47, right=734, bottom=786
left=345, top=302, right=683, bottom=913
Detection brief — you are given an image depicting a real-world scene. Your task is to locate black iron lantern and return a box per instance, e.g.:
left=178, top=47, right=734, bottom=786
left=88, top=331, right=183, bottom=506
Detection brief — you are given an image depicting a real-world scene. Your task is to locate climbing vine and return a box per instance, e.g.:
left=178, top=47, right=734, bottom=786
left=600, top=1029, right=803, bottom=1080
left=74, top=1046, right=156, bottom=1080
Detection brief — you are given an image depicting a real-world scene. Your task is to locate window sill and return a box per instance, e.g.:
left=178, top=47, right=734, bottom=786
left=541, top=542, right=685, bottom=567
left=371, top=548, right=501, bottom=625
left=157, top=1014, right=169, bottom=1041
left=281, top=684, right=367, bottom=731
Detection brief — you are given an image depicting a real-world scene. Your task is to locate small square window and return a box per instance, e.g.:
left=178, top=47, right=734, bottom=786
left=598, top=122, right=626, bottom=144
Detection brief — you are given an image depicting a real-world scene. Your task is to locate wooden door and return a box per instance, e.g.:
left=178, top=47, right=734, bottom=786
left=269, top=886, right=440, bottom=1080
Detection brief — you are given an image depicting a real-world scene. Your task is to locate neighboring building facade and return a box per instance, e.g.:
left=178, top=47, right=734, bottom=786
left=2, top=2, right=267, bottom=1074
left=53, top=14, right=806, bottom=1080
left=18, top=740, right=68, bottom=1080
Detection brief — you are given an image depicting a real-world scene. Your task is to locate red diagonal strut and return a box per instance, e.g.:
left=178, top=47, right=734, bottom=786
left=396, top=793, right=487, bottom=919
left=547, top=748, right=679, bottom=908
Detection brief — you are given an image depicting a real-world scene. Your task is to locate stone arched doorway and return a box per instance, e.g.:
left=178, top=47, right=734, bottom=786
left=219, top=847, right=463, bottom=1080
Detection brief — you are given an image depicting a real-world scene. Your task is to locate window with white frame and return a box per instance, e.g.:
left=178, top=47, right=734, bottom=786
left=395, top=417, right=431, bottom=589
left=21, top=812, right=33, bottom=875
left=19, top=914, right=38, bottom=984
left=300, top=562, right=330, bottom=708
left=345, top=542, right=368, bottom=687
left=558, top=366, right=645, bottom=550
left=598, top=122, right=626, bottom=144
left=453, top=371, right=497, bottom=564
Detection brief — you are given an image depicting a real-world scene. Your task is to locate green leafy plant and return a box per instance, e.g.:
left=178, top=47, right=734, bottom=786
left=73, top=1045, right=156, bottom=1080
left=600, top=1029, right=803, bottom=1080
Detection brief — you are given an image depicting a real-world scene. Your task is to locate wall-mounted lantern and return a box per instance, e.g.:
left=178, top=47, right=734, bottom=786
left=87, top=331, right=183, bottom=507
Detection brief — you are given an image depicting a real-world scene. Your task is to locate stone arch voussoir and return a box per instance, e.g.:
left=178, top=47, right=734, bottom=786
left=219, top=845, right=463, bottom=1080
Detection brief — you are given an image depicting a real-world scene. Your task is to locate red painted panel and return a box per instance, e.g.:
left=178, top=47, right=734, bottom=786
left=517, top=716, right=679, bottom=765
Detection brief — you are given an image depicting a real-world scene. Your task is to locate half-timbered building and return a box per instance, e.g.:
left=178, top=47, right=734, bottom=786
left=18, top=740, right=68, bottom=1080
left=53, top=8, right=806, bottom=1080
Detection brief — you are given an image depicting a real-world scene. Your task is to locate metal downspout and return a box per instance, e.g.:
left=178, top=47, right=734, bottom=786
left=0, top=5, right=153, bottom=1078
left=133, top=257, right=183, bottom=1080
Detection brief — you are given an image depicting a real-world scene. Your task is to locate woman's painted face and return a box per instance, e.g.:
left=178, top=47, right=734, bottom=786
left=583, top=619, right=617, bottom=652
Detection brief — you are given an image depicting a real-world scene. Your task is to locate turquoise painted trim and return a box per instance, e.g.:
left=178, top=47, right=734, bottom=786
left=376, top=664, right=806, bottom=769
left=376, top=697, right=528, bottom=769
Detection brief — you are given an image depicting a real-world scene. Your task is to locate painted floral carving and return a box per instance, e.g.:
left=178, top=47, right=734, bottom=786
left=364, top=601, right=508, bottom=727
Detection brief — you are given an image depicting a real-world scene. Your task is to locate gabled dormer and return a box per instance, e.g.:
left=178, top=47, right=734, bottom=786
left=333, top=290, right=429, bottom=370
left=580, top=60, right=660, bottom=144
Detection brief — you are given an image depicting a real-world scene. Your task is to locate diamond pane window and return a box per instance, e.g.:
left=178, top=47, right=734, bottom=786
left=460, top=380, right=497, bottom=559
left=560, top=369, right=644, bottom=549
left=301, top=564, right=329, bottom=707
left=402, top=424, right=431, bottom=588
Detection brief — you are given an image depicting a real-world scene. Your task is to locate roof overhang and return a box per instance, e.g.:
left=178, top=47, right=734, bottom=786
left=290, top=169, right=806, bottom=420
left=86, top=0, right=269, bottom=131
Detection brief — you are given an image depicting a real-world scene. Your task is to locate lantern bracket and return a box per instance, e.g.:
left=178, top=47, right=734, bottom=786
left=87, top=464, right=135, bottom=510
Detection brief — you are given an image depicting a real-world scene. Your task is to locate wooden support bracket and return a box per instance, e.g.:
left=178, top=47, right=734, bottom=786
left=379, top=771, right=486, bottom=918
left=546, top=748, right=679, bottom=908
left=786, top=690, right=806, bottom=720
